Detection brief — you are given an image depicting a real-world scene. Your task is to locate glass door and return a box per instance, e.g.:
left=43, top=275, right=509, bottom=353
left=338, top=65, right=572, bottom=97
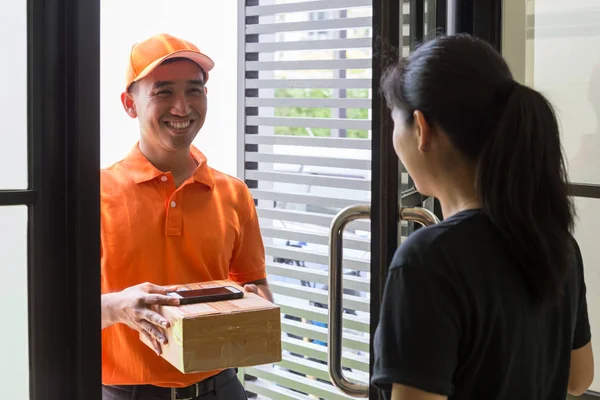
left=501, top=0, right=600, bottom=396
left=0, top=0, right=101, bottom=398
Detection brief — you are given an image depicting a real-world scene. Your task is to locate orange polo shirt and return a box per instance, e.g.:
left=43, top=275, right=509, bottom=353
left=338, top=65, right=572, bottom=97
left=100, top=143, right=266, bottom=387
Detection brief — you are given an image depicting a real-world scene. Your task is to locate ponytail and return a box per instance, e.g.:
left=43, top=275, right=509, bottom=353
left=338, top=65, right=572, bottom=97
left=476, top=83, right=575, bottom=304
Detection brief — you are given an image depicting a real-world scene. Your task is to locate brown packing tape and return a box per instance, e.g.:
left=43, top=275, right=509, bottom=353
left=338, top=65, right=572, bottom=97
left=180, top=326, right=282, bottom=372
left=176, top=310, right=280, bottom=344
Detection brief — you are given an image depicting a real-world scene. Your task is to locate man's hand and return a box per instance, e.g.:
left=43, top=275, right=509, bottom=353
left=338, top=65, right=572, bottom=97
left=103, top=282, right=181, bottom=355
left=244, top=278, right=274, bottom=303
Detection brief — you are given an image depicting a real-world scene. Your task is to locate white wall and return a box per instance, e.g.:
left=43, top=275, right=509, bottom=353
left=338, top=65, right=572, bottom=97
left=100, top=0, right=239, bottom=176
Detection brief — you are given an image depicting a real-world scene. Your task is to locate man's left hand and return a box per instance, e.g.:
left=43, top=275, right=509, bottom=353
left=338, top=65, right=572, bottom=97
left=244, top=284, right=260, bottom=295
left=244, top=279, right=274, bottom=303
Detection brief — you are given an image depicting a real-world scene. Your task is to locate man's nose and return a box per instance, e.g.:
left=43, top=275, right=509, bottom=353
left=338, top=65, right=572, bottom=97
left=170, top=93, right=191, bottom=116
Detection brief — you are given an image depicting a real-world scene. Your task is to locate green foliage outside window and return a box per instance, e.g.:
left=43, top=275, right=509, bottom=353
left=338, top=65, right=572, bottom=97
left=274, top=88, right=369, bottom=139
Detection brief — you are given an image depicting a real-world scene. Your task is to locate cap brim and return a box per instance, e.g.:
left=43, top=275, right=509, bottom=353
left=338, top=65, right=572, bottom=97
left=130, top=49, right=215, bottom=87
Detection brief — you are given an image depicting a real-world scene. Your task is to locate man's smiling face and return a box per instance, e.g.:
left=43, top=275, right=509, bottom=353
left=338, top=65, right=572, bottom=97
left=123, top=58, right=207, bottom=152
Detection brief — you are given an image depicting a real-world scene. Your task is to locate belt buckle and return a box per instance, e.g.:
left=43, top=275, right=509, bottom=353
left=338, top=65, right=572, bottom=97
left=171, top=384, right=200, bottom=400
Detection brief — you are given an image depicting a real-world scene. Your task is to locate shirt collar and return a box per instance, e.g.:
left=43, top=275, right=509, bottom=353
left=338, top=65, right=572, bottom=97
left=124, top=142, right=215, bottom=190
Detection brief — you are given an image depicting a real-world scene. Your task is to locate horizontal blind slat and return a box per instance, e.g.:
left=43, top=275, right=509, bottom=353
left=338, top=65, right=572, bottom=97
left=246, top=58, right=372, bottom=71
left=246, top=152, right=370, bottom=170
left=245, top=134, right=371, bottom=149
left=247, top=116, right=371, bottom=130
left=246, top=17, right=372, bottom=34
left=246, top=38, right=372, bottom=52
left=246, top=0, right=372, bottom=16
left=246, top=170, right=371, bottom=190
left=246, top=78, right=372, bottom=89
left=251, top=189, right=367, bottom=210
left=245, top=97, right=371, bottom=108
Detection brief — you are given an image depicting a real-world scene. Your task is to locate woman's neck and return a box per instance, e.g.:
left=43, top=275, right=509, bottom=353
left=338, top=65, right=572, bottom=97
left=435, top=165, right=482, bottom=219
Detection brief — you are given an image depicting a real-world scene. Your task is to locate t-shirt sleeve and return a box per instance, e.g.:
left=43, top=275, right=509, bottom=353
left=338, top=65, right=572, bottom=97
left=228, top=185, right=267, bottom=284
left=371, top=252, right=461, bottom=396
left=572, top=240, right=591, bottom=350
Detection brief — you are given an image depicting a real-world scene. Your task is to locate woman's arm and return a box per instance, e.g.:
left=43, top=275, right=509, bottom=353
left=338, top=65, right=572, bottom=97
left=568, top=341, right=594, bottom=396
left=392, top=384, right=447, bottom=400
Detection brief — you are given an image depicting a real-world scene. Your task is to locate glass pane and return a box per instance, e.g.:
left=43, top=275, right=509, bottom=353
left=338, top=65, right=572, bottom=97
left=0, top=0, right=28, bottom=189
left=0, top=206, right=29, bottom=397
left=502, top=0, right=600, bottom=185
left=247, top=1, right=373, bottom=396
left=573, top=197, right=600, bottom=392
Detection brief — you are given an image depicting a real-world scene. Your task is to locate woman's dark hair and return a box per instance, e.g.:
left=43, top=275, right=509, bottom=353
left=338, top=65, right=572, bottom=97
left=381, top=34, right=575, bottom=304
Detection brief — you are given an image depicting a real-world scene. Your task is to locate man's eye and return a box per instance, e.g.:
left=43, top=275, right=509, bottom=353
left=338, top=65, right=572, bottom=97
left=157, top=90, right=171, bottom=96
left=190, top=88, right=203, bottom=94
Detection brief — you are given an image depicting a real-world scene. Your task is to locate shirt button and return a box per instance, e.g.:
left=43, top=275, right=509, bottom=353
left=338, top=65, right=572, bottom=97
left=170, top=201, right=177, bottom=208
left=160, top=176, right=168, bottom=182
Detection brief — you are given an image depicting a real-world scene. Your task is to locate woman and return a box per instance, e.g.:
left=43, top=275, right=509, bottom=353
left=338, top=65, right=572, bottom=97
left=371, top=34, right=594, bottom=400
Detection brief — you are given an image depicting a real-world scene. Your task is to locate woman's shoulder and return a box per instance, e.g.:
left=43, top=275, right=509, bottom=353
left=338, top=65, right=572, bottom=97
left=390, top=209, right=490, bottom=273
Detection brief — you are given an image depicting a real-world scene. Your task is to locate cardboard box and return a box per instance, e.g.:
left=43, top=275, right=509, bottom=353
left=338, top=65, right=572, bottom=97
left=140, top=280, right=282, bottom=374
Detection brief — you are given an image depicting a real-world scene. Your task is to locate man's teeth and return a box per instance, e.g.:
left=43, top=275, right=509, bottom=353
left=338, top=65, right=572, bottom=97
left=166, top=120, right=191, bottom=129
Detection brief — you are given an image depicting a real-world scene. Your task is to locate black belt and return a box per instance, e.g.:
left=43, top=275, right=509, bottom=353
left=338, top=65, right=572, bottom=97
left=106, top=368, right=238, bottom=400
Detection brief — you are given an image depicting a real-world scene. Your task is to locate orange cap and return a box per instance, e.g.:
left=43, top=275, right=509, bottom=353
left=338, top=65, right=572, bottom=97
left=125, top=33, right=215, bottom=90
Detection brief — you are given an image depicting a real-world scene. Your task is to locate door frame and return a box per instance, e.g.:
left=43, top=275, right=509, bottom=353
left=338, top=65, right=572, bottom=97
left=23, top=0, right=101, bottom=398
left=369, top=0, right=400, bottom=396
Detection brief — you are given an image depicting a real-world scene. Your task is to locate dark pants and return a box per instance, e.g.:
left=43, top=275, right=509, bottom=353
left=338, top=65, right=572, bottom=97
left=102, top=369, right=247, bottom=400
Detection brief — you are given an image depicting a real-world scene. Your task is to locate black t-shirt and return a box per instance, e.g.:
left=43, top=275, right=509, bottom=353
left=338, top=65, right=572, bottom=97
left=371, top=209, right=591, bottom=399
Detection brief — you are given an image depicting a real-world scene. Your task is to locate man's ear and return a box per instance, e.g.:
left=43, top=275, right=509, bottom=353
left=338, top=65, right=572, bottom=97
left=413, top=110, right=433, bottom=153
left=120, top=91, right=138, bottom=119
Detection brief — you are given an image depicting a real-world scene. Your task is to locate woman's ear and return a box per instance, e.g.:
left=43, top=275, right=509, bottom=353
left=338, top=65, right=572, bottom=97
left=413, top=110, right=432, bottom=153
left=120, top=91, right=138, bottom=119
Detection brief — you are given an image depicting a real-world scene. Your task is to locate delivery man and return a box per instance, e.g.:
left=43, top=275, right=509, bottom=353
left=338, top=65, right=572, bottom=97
left=100, top=33, right=273, bottom=400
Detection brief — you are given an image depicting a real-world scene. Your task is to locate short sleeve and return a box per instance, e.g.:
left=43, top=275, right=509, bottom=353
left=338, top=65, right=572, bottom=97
left=228, top=185, right=267, bottom=284
left=572, top=240, right=591, bottom=350
left=371, top=254, right=462, bottom=396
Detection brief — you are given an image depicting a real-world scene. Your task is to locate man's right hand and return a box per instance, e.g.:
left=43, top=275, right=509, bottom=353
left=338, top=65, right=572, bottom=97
left=102, top=282, right=181, bottom=355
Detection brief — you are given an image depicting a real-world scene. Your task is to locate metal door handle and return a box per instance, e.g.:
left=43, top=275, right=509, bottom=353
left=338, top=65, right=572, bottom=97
left=328, top=205, right=440, bottom=397
left=399, top=206, right=440, bottom=227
